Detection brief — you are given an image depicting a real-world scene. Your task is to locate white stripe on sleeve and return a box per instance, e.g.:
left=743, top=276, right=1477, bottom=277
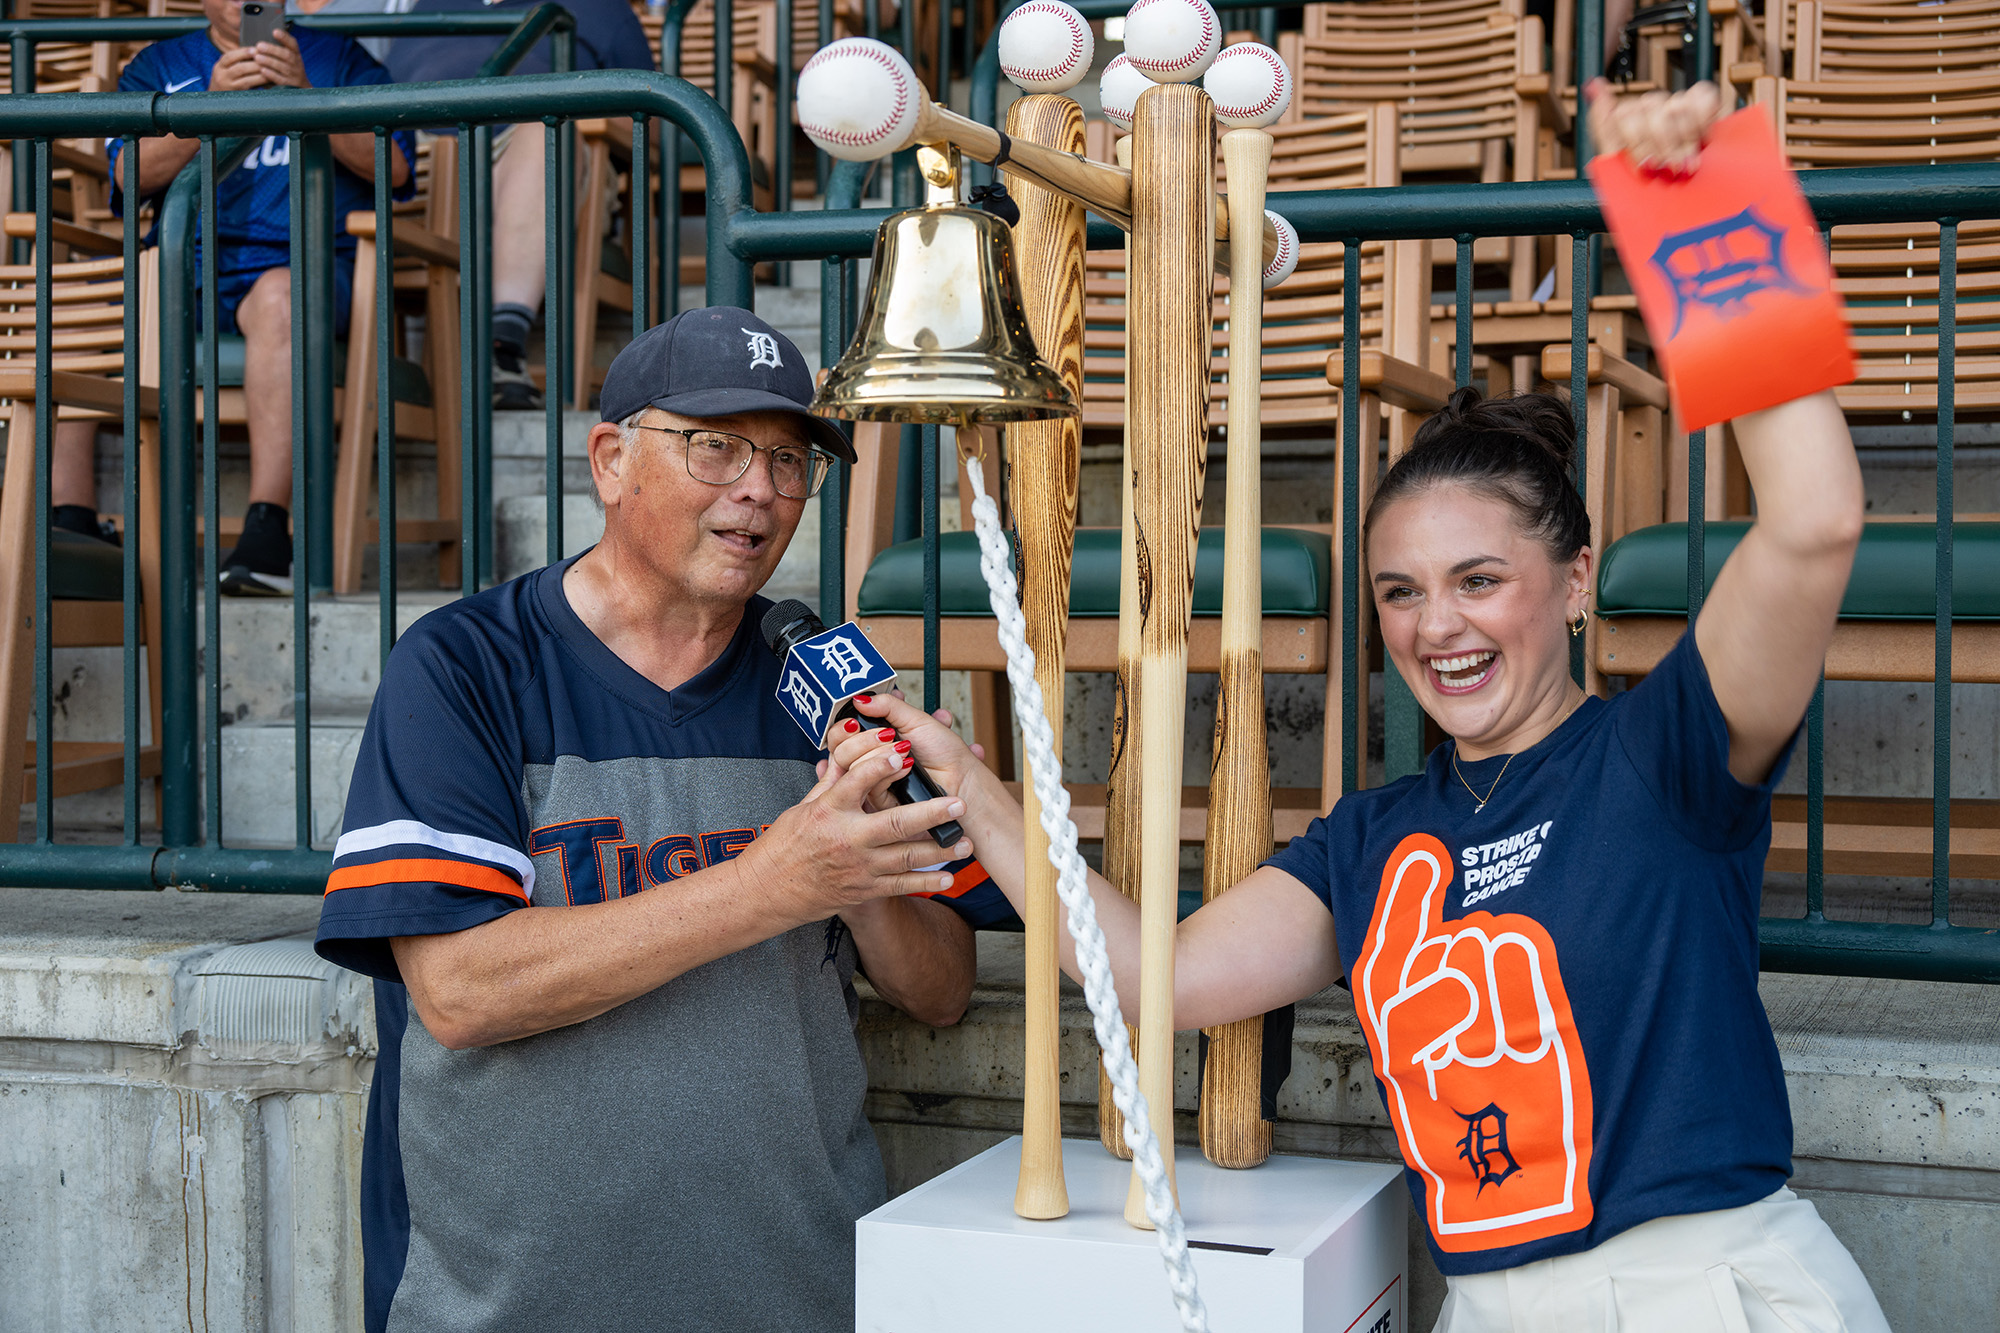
left=333, top=819, right=537, bottom=900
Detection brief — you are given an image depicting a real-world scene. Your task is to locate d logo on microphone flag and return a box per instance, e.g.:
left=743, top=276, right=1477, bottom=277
left=1589, top=107, right=1853, bottom=431
left=773, top=622, right=900, bottom=742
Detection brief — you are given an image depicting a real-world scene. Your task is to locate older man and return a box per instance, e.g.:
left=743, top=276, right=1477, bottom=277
left=316, top=307, right=986, bottom=1332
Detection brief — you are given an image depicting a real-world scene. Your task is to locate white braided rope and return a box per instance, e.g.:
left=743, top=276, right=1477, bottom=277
left=963, top=454, right=1210, bottom=1333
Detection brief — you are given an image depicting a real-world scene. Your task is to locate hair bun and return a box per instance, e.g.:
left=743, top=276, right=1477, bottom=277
left=1415, top=387, right=1576, bottom=471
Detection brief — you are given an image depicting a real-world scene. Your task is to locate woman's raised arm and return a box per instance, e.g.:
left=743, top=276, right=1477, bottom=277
left=1588, top=84, right=1865, bottom=784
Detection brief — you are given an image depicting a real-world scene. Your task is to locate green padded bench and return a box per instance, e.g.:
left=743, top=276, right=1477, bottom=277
left=1593, top=521, right=2000, bottom=683
left=854, top=526, right=1337, bottom=674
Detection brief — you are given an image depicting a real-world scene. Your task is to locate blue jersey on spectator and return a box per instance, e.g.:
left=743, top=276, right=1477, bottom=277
left=385, top=0, right=654, bottom=83
left=108, top=28, right=415, bottom=257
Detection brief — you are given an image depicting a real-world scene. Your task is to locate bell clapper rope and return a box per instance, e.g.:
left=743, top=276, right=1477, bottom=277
left=960, top=445, right=1210, bottom=1333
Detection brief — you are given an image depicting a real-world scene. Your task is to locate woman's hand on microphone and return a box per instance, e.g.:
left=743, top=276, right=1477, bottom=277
left=740, top=744, right=972, bottom=923
left=832, top=691, right=988, bottom=799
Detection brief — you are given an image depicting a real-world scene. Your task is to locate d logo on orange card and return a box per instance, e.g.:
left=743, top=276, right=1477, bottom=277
left=1590, top=108, right=1854, bottom=430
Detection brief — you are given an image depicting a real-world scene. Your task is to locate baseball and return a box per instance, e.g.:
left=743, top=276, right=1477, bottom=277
left=1097, top=53, right=1152, bottom=132
left=1203, top=41, right=1291, bottom=128
left=1121, top=0, right=1222, bottom=83
left=798, top=38, right=923, bottom=162
left=999, top=0, right=1094, bottom=94
left=1262, top=209, right=1298, bottom=290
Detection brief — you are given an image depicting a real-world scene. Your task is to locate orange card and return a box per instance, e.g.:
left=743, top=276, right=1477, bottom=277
left=1588, top=107, right=1853, bottom=431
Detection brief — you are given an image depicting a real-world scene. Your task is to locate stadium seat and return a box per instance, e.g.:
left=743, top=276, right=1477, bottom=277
left=0, top=224, right=165, bottom=834
left=330, top=136, right=466, bottom=593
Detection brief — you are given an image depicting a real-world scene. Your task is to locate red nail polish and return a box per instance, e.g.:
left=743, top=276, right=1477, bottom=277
left=878, top=728, right=896, bottom=741
left=894, top=740, right=912, bottom=754
left=843, top=719, right=861, bottom=734
left=855, top=693, right=872, bottom=704
left=903, top=756, right=914, bottom=769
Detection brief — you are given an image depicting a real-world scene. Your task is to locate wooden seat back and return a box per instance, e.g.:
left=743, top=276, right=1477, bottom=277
left=1757, top=75, right=2000, bottom=418
left=1794, top=0, right=2000, bottom=80
left=1286, top=12, right=1545, bottom=182
left=1077, top=106, right=1403, bottom=438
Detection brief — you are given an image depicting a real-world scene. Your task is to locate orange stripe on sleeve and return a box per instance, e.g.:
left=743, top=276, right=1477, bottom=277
left=325, top=857, right=530, bottom=903
left=932, top=860, right=990, bottom=900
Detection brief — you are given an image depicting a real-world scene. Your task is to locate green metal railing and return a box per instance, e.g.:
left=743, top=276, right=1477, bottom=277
left=1, top=17, right=1995, bottom=984
left=1, top=69, right=756, bottom=889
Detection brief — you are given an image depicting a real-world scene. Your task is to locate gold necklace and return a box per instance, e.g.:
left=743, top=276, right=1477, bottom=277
left=1451, top=750, right=1514, bottom=813
left=1451, top=690, right=1586, bottom=812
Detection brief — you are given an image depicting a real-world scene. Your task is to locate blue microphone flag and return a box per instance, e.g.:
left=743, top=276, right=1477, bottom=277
left=773, top=621, right=899, bottom=743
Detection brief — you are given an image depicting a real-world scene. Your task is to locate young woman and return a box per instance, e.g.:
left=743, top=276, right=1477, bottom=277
left=831, top=84, right=1891, bottom=1331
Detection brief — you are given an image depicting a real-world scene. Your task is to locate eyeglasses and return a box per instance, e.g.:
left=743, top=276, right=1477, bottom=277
left=637, top=424, right=836, bottom=500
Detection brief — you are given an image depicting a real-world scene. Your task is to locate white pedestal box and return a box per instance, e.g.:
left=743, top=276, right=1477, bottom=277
left=857, top=1137, right=1408, bottom=1333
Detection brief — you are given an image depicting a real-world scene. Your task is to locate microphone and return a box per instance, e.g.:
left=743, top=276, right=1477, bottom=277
left=760, top=599, right=966, bottom=849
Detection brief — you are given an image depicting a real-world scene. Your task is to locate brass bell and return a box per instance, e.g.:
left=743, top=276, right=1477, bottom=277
left=812, top=146, right=1079, bottom=425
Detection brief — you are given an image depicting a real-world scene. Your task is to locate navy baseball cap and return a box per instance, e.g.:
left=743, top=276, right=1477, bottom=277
left=598, top=306, right=856, bottom=462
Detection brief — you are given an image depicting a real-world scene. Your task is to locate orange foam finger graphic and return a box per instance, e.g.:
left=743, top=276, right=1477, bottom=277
left=1589, top=108, right=1854, bottom=431
left=1359, top=834, right=1596, bottom=1252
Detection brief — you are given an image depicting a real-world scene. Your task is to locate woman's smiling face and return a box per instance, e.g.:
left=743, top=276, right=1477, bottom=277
left=1367, top=481, right=1593, bottom=759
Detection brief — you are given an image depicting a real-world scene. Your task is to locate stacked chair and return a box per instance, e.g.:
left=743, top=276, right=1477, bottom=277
left=0, top=218, right=164, bottom=835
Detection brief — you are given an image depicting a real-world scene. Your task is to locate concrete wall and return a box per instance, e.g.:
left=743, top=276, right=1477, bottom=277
left=0, top=890, right=366, bottom=1333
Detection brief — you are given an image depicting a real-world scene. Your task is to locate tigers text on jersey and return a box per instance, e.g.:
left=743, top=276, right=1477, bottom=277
left=316, top=559, right=998, bottom=1331
left=1267, top=632, right=1794, bottom=1276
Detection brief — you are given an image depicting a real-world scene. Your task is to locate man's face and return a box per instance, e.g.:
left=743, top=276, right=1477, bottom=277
left=205, top=0, right=244, bottom=45
left=599, top=408, right=812, bottom=610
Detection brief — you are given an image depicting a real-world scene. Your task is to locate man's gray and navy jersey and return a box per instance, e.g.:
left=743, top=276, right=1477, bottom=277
left=315, top=557, right=1000, bottom=1332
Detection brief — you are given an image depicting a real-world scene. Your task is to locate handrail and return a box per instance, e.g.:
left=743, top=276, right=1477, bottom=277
left=7, top=70, right=757, bottom=879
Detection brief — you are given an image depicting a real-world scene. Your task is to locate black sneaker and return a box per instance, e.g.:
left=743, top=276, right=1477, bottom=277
left=492, top=361, right=544, bottom=410
left=219, top=562, right=293, bottom=597
left=219, top=502, right=294, bottom=597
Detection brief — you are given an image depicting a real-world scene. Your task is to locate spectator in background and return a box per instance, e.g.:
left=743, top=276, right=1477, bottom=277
left=385, top=0, right=654, bottom=410
left=286, top=0, right=417, bottom=64
left=96, top=0, right=414, bottom=596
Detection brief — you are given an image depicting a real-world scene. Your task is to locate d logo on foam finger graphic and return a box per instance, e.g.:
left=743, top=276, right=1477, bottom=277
left=1359, top=834, right=1596, bottom=1252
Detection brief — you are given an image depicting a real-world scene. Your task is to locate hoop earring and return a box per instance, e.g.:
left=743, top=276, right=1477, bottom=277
left=1570, top=608, right=1590, bottom=637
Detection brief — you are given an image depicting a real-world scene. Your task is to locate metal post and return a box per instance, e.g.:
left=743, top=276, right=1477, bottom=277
left=1340, top=239, right=1361, bottom=794
left=921, top=422, right=940, bottom=713
left=376, top=131, right=397, bottom=672
left=545, top=118, right=564, bottom=567
left=289, top=134, right=314, bottom=851
left=30, top=139, right=50, bottom=842
left=122, top=136, right=141, bottom=844
left=10, top=35, right=31, bottom=265
left=200, top=139, right=222, bottom=845
left=459, top=122, right=481, bottom=596
left=1933, top=219, right=1957, bottom=926
left=299, top=135, right=337, bottom=592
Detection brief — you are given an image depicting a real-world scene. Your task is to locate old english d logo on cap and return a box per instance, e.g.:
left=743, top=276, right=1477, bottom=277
left=745, top=327, right=783, bottom=371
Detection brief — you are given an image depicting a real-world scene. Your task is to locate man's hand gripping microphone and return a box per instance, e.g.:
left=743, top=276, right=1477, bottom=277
left=761, top=600, right=967, bottom=849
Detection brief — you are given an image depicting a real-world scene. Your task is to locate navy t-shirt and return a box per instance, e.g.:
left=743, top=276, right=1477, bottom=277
left=1266, top=631, right=1794, bottom=1277
left=316, top=556, right=1001, bottom=1331
left=384, top=0, right=654, bottom=84
left=109, top=29, right=415, bottom=254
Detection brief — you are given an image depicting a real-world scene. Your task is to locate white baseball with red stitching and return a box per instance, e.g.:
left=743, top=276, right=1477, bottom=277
left=1097, top=53, right=1150, bottom=132
left=798, top=38, right=922, bottom=162
left=1203, top=41, right=1291, bottom=128
left=1121, top=0, right=1221, bottom=84
left=1262, top=208, right=1298, bottom=289
left=1000, top=0, right=1094, bottom=94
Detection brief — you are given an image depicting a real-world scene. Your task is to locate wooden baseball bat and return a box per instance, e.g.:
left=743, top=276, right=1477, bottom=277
left=1124, top=82, right=1214, bottom=1230
left=1099, top=131, right=1141, bottom=1162
left=1199, top=126, right=1277, bottom=1171
left=904, top=91, right=1279, bottom=271
left=1004, top=92, right=1086, bottom=1223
